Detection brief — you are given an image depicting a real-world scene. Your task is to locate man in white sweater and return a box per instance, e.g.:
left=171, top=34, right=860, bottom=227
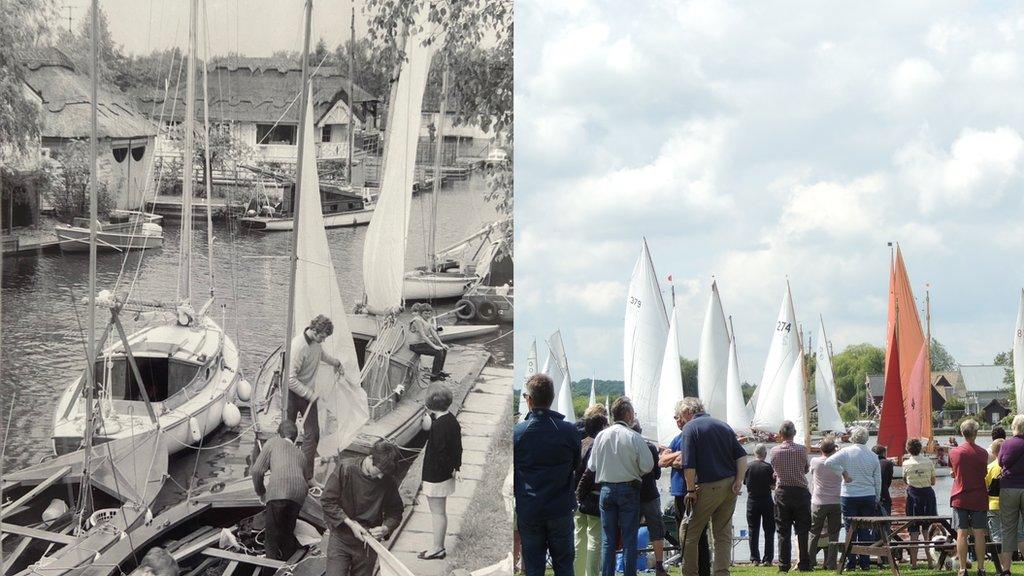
left=288, top=314, right=345, bottom=479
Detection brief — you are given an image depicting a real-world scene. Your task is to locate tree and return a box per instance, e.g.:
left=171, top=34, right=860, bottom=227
left=56, top=3, right=130, bottom=90
left=680, top=358, right=698, bottom=397
left=44, top=139, right=113, bottom=222
left=996, top=350, right=1015, bottom=411
left=0, top=0, right=53, bottom=156
left=839, top=400, right=860, bottom=423
left=929, top=338, right=957, bottom=372
left=332, top=37, right=391, bottom=101
left=831, top=343, right=885, bottom=404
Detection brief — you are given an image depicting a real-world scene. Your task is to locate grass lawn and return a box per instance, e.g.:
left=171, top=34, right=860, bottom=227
left=544, top=563, right=1024, bottom=575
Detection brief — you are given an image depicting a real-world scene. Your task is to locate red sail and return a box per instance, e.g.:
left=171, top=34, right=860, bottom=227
left=879, top=326, right=908, bottom=458
left=887, top=246, right=931, bottom=440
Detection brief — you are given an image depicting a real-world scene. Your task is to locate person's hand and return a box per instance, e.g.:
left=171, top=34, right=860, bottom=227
left=732, top=479, right=743, bottom=495
left=344, top=519, right=368, bottom=543
left=673, top=454, right=683, bottom=468
left=684, top=490, right=698, bottom=508
left=843, top=472, right=852, bottom=484
left=368, top=525, right=388, bottom=540
left=454, top=470, right=463, bottom=482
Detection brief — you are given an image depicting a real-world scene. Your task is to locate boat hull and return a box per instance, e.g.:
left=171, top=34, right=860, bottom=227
left=240, top=206, right=375, bottom=231
left=402, top=271, right=478, bottom=300
left=55, top=226, right=163, bottom=252
left=51, top=318, right=245, bottom=456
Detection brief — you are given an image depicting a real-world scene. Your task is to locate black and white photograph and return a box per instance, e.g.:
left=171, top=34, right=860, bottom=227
left=0, top=0, right=512, bottom=574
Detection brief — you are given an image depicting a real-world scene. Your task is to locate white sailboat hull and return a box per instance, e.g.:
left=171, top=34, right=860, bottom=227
left=239, top=206, right=375, bottom=231
left=56, top=225, right=163, bottom=252
left=402, top=271, right=478, bottom=300
left=51, top=319, right=244, bottom=456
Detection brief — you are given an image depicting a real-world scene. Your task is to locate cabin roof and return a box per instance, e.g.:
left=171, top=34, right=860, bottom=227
left=17, top=48, right=158, bottom=140
left=960, top=364, right=1010, bottom=394
left=136, top=56, right=376, bottom=126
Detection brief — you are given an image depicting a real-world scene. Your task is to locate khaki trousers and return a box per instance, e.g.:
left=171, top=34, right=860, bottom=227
left=682, top=477, right=737, bottom=576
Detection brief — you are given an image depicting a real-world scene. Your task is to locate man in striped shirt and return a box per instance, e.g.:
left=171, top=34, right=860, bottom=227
left=251, top=420, right=311, bottom=560
left=767, top=421, right=811, bottom=572
left=824, top=426, right=881, bottom=571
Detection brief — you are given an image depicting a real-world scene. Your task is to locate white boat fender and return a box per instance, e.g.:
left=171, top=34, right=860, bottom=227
left=294, top=519, right=321, bottom=546
left=189, top=417, right=203, bottom=443
left=236, top=378, right=253, bottom=402
left=145, top=508, right=154, bottom=524
left=223, top=402, right=242, bottom=428
left=42, top=498, right=68, bottom=525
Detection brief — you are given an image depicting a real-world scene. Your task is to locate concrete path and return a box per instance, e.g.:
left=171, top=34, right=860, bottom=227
left=389, top=366, right=512, bottom=575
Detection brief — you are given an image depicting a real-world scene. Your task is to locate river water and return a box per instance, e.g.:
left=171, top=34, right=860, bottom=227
left=0, top=173, right=511, bottom=472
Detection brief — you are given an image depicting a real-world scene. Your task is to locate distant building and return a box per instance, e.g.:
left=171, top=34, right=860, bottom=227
left=982, top=398, right=1012, bottom=425
left=138, top=56, right=379, bottom=165
left=417, top=110, right=499, bottom=165
left=960, top=364, right=1011, bottom=413
left=866, top=372, right=961, bottom=413
left=10, top=48, right=158, bottom=224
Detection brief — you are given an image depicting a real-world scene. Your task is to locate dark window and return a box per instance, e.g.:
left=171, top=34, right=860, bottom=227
left=113, top=147, right=128, bottom=163
left=131, top=146, right=146, bottom=161
left=95, top=357, right=201, bottom=402
left=321, top=126, right=331, bottom=142
left=256, top=124, right=297, bottom=145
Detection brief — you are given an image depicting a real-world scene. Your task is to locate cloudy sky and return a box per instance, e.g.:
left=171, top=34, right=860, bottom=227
left=64, top=0, right=365, bottom=56
left=515, top=1, right=1024, bottom=386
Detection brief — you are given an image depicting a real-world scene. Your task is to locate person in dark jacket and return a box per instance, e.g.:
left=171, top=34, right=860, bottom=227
left=514, top=373, right=581, bottom=576
left=873, top=445, right=894, bottom=516
left=574, top=412, right=608, bottom=576
left=250, top=420, right=311, bottom=560
left=633, top=421, right=669, bottom=576
left=744, top=443, right=775, bottom=566
left=321, top=440, right=404, bottom=576
left=418, top=383, right=463, bottom=560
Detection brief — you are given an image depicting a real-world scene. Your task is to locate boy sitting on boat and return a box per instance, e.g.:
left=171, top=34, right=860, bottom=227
left=409, top=303, right=450, bottom=381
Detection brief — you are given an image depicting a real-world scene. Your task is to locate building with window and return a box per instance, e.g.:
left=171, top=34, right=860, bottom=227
left=139, top=56, right=378, bottom=166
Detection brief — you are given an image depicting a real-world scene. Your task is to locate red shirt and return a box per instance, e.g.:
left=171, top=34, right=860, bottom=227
left=950, top=442, right=989, bottom=512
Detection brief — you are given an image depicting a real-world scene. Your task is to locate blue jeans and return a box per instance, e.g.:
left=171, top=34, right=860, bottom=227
left=517, top=513, right=574, bottom=576
left=841, top=495, right=878, bottom=570
left=600, top=483, right=641, bottom=576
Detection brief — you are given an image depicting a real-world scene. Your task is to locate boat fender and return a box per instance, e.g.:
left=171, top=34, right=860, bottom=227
left=455, top=299, right=476, bottom=320
left=236, top=378, right=253, bottom=402
left=42, top=499, right=68, bottom=526
left=189, top=417, right=203, bottom=443
left=223, top=402, right=242, bottom=428
left=477, top=301, right=498, bottom=322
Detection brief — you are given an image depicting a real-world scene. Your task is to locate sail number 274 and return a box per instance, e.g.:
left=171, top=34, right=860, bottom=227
left=776, top=321, right=792, bottom=333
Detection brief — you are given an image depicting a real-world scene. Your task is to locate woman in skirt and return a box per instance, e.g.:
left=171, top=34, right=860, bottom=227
left=418, top=383, right=463, bottom=560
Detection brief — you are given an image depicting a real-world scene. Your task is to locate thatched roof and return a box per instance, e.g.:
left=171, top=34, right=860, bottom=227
left=18, top=48, right=157, bottom=140
left=136, top=56, right=376, bottom=126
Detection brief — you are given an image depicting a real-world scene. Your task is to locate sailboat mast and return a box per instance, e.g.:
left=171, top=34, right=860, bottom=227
left=799, top=320, right=810, bottom=448
left=201, top=2, right=215, bottom=299
left=177, top=0, right=198, bottom=304
left=428, top=56, right=449, bottom=272
left=281, top=0, right=315, bottom=413
left=347, top=1, right=356, bottom=186
left=79, top=0, right=101, bottom=520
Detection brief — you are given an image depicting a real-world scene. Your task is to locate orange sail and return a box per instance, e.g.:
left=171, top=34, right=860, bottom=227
left=879, top=326, right=908, bottom=457
left=885, top=246, right=932, bottom=440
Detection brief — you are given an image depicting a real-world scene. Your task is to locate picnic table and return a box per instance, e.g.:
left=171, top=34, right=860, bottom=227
left=837, top=515, right=958, bottom=576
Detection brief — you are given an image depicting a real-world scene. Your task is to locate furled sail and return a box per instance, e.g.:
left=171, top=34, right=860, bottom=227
left=293, top=97, right=369, bottom=457
left=698, top=281, right=730, bottom=420
left=1015, top=289, right=1024, bottom=414
left=888, top=246, right=931, bottom=440
left=814, top=317, right=846, bottom=433
left=750, top=284, right=799, bottom=433
left=879, top=325, right=908, bottom=457
left=655, top=306, right=685, bottom=446
left=782, top=350, right=809, bottom=446
left=361, top=7, right=438, bottom=312
left=623, top=240, right=669, bottom=436
left=725, top=337, right=752, bottom=434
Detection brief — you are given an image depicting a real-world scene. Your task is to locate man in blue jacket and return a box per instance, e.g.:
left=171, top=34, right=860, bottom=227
left=514, top=373, right=581, bottom=576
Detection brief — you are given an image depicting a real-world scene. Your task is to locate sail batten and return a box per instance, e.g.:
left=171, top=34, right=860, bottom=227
left=623, top=240, right=669, bottom=437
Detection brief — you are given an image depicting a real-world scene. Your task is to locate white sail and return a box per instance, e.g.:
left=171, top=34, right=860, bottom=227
left=293, top=97, right=369, bottom=457
left=588, top=378, right=597, bottom=409
left=782, top=350, right=809, bottom=445
left=750, top=284, right=799, bottom=433
left=623, top=240, right=669, bottom=436
left=556, top=373, right=576, bottom=420
left=698, top=281, right=731, bottom=420
left=548, top=330, right=571, bottom=384
left=655, top=307, right=685, bottom=447
left=725, top=338, right=752, bottom=434
left=521, top=339, right=538, bottom=420
left=1016, top=289, right=1024, bottom=415
left=542, top=348, right=565, bottom=400
left=361, top=9, right=438, bottom=311
left=814, top=317, right=846, bottom=433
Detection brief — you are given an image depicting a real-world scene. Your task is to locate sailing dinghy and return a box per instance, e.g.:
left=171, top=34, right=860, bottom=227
left=655, top=303, right=685, bottom=446
left=697, top=280, right=730, bottom=421
left=623, top=240, right=669, bottom=437
left=813, top=317, right=846, bottom=434
left=749, top=283, right=800, bottom=437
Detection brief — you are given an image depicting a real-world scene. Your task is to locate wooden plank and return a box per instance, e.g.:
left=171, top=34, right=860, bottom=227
left=0, top=465, right=74, bottom=519
left=183, top=557, right=219, bottom=576
left=2, top=536, right=34, bottom=573
left=171, top=531, right=223, bottom=562
left=221, top=561, right=240, bottom=576
left=0, top=522, right=77, bottom=545
left=201, top=548, right=286, bottom=569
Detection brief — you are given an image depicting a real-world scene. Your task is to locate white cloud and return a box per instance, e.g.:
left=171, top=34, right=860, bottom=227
left=779, top=175, right=887, bottom=239
left=968, top=51, right=1019, bottom=81
left=889, top=58, right=943, bottom=105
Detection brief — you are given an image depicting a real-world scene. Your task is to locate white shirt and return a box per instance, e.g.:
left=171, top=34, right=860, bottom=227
left=587, top=422, right=655, bottom=483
